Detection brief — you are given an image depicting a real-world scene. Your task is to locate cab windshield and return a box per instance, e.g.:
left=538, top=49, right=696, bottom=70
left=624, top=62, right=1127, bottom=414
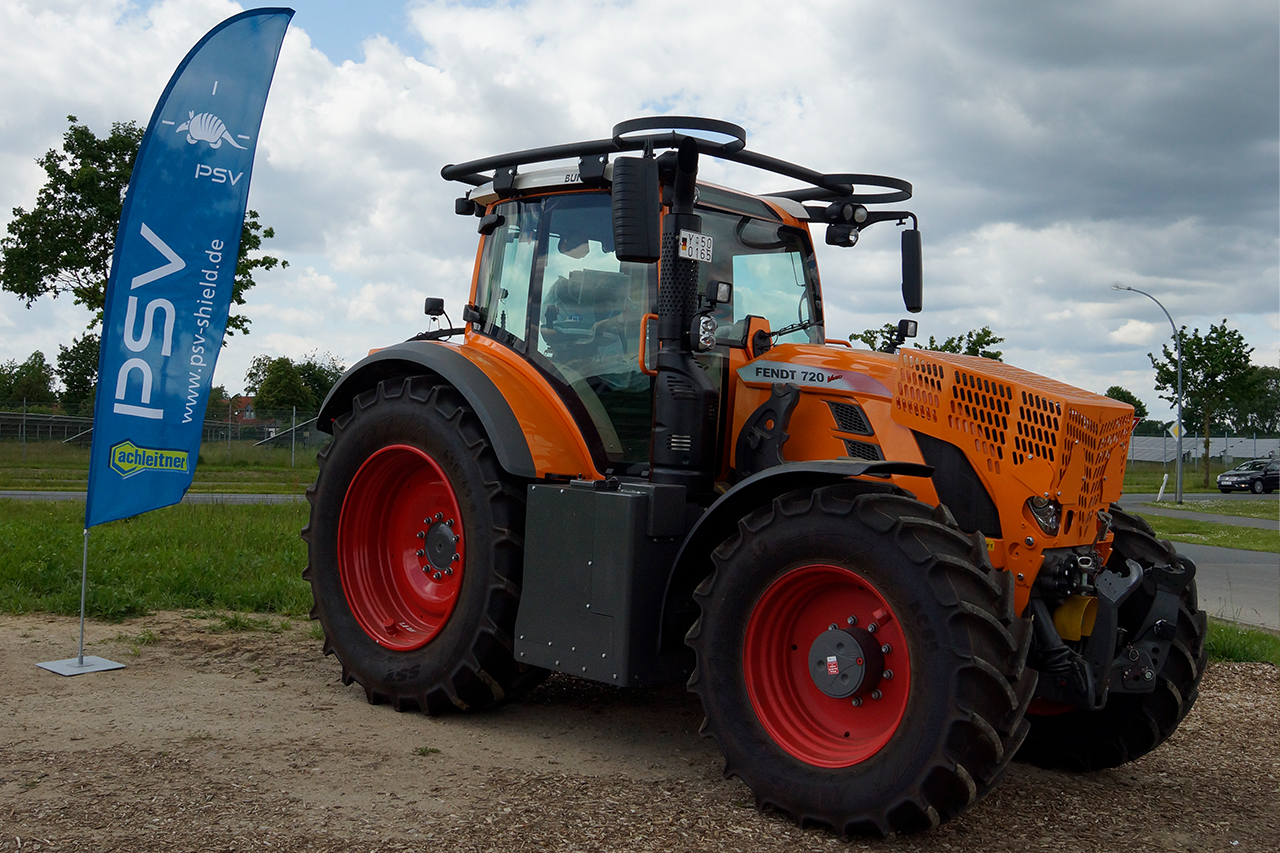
left=696, top=208, right=823, bottom=346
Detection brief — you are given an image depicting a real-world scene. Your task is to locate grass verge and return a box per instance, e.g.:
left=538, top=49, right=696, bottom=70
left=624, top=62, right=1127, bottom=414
left=1206, top=618, right=1280, bottom=666
left=1144, top=499, right=1278, bottom=521
left=1133, top=512, right=1279, bottom=553
left=0, top=499, right=311, bottom=620
left=1122, top=460, right=1239, bottom=495
left=0, top=440, right=318, bottom=493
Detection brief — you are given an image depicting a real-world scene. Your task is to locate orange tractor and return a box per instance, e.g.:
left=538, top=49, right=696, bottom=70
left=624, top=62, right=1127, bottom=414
left=304, top=118, right=1206, bottom=835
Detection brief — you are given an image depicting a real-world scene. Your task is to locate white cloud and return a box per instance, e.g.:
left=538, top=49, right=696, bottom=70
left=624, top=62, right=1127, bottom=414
left=0, top=0, right=1274, bottom=417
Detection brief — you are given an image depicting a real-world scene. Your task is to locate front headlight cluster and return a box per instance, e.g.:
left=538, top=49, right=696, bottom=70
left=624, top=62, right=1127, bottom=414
left=1027, top=495, right=1062, bottom=536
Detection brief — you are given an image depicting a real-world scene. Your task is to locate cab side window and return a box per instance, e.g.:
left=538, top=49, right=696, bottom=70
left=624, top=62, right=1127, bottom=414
left=532, top=194, right=654, bottom=464
left=475, top=201, right=540, bottom=349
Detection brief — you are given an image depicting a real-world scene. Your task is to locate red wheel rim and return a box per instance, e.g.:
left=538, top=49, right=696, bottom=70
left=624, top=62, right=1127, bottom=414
left=743, top=564, right=911, bottom=767
left=338, top=444, right=466, bottom=651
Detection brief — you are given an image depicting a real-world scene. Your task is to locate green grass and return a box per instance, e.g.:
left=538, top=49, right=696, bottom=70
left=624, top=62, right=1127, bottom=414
left=0, top=439, right=320, bottom=493
left=1205, top=618, right=1280, bottom=665
left=1144, top=499, right=1278, bottom=521
left=1133, top=512, right=1279, bottom=553
left=0, top=500, right=312, bottom=620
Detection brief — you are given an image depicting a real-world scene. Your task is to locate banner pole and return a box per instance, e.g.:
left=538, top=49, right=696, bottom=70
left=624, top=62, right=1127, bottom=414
left=77, top=528, right=89, bottom=666
left=291, top=406, right=296, bottom=467
left=37, top=526, right=123, bottom=676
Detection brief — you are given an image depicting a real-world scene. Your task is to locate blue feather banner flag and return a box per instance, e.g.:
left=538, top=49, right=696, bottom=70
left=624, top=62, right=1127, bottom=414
left=85, top=8, right=293, bottom=528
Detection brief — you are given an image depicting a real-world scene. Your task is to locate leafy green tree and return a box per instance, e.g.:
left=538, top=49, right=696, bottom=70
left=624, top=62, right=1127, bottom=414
left=850, top=324, right=1005, bottom=359
left=927, top=326, right=1005, bottom=360
left=55, top=333, right=100, bottom=417
left=246, top=351, right=344, bottom=413
left=849, top=323, right=900, bottom=351
left=251, top=356, right=316, bottom=413
left=0, top=115, right=286, bottom=333
left=1149, top=320, right=1258, bottom=485
left=295, top=351, right=345, bottom=407
left=1104, top=385, right=1148, bottom=420
left=1225, top=364, right=1279, bottom=435
left=0, top=352, right=58, bottom=405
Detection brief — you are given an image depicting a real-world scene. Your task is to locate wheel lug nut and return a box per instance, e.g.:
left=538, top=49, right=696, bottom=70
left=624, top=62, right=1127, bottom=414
left=883, top=669, right=894, bottom=680
left=846, top=615, right=857, bottom=626
left=827, top=623, right=837, bottom=631
left=432, top=571, right=442, bottom=581
left=452, top=553, right=460, bottom=562
left=870, top=689, right=882, bottom=700
left=416, top=549, right=426, bottom=557
left=444, top=567, right=453, bottom=576
left=867, top=623, right=878, bottom=634
left=435, top=512, right=444, bottom=521
left=851, top=697, right=862, bottom=707
left=416, top=531, right=426, bottom=539
left=880, top=643, right=891, bottom=654
left=445, top=518, right=454, bottom=527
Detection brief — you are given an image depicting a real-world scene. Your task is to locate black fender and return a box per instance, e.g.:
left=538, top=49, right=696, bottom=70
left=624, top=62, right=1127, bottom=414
left=317, top=341, right=536, bottom=479
left=657, top=459, right=933, bottom=655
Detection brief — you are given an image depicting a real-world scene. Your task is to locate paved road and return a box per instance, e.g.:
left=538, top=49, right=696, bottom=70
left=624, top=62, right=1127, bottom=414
left=1173, top=543, right=1280, bottom=631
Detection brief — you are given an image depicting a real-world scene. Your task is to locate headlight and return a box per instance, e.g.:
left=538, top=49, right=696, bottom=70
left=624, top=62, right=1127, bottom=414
left=1027, top=495, right=1061, bottom=536
left=690, top=314, right=717, bottom=352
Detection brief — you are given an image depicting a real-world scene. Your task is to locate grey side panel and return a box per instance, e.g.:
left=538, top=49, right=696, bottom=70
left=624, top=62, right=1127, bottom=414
left=515, top=480, right=687, bottom=686
left=317, top=341, right=536, bottom=478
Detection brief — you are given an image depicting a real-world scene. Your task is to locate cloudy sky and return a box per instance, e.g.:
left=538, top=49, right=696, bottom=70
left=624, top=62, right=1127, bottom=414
left=0, top=0, right=1276, bottom=420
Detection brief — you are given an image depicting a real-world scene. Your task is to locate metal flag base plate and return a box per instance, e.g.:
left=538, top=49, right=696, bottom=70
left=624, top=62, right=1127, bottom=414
left=37, top=656, right=126, bottom=677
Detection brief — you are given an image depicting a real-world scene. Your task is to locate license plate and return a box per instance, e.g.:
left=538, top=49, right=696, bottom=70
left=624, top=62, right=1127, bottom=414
left=678, top=230, right=713, bottom=263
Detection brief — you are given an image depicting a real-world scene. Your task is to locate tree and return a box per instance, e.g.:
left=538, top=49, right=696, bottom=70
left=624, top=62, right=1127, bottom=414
left=294, top=351, right=345, bottom=406
left=0, top=352, right=58, bottom=405
left=850, top=324, right=1005, bottom=359
left=849, top=323, right=900, bottom=351
left=1226, top=365, right=1279, bottom=435
left=1149, top=320, right=1258, bottom=485
left=0, top=115, right=286, bottom=332
left=246, top=351, right=344, bottom=413
left=927, top=326, right=1005, bottom=361
left=56, top=333, right=100, bottom=417
left=1104, top=385, right=1148, bottom=420
left=251, top=356, right=316, bottom=413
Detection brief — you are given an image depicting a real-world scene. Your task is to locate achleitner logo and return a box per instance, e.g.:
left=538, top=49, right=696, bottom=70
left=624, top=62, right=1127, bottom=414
left=109, top=440, right=190, bottom=479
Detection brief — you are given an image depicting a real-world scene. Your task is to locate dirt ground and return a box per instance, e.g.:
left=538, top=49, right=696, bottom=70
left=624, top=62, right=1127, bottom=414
left=0, top=612, right=1275, bottom=853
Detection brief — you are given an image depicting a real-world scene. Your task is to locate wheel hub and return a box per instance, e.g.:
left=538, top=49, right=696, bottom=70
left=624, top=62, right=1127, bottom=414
left=808, top=626, right=884, bottom=699
left=422, top=519, right=460, bottom=572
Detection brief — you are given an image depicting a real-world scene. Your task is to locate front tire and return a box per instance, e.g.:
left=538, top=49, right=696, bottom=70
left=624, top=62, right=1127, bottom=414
left=1251, top=479, right=1265, bottom=494
left=686, top=486, right=1035, bottom=836
left=303, top=377, right=545, bottom=712
left=1017, top=505, right=1208, bottom=770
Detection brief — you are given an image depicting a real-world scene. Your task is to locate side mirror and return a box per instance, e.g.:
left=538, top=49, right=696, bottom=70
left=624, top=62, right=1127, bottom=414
left=424, top=297, right=445, bottom=317
left=902, top=229, right=922, bottom=313
left=612, top=156, right=661, bottom=264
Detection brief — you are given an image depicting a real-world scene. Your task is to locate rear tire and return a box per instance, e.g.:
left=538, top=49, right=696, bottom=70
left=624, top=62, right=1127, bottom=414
left=1017, top=505, right=1208, bottom=770
left=686, top=486, right=1035, bottom=836
left=303, top=377, right=545, bottom=713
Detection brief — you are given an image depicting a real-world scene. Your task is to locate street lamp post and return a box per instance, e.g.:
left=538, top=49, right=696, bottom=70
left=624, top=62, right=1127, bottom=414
left=1111, top=284, right=1183, bottom=503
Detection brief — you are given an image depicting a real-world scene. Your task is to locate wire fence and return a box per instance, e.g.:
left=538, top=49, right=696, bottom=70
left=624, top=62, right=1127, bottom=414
left=1128, top=434, right=1279, bottom=464
left=0, top=401, right=326, bottom=452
